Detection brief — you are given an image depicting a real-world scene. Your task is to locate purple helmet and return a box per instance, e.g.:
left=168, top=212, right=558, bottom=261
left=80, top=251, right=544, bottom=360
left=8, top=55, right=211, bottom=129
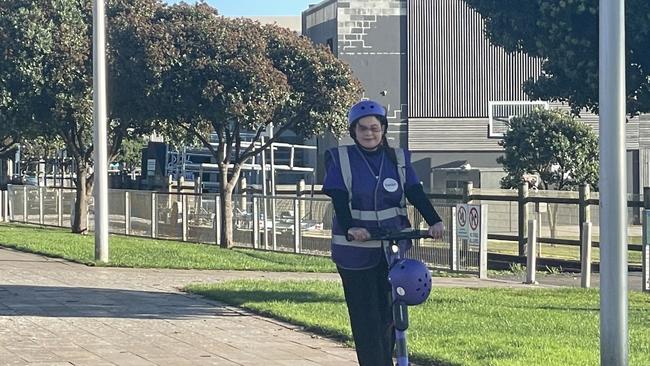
left=348, top=100, right=387, bottom=126
left=388, top=259, right=432, bottom=306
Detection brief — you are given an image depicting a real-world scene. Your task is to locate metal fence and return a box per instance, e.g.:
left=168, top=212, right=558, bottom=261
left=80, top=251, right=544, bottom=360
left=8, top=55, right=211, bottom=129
left=0, top=185, right=481, bottom=273
left=8, top=183, right=644, bottom=271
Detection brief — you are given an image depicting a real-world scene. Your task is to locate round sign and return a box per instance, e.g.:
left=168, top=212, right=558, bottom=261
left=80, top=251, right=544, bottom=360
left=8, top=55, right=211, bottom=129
left=469, top=207, right=480, bottom=230
left=458, top=205, right=467, bottom=227
left=383, top=178, right=399, bottom=192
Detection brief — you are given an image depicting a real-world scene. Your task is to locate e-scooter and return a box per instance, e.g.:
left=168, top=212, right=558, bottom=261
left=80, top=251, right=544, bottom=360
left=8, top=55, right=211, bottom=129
left=370, top=229, right=433, bottom=366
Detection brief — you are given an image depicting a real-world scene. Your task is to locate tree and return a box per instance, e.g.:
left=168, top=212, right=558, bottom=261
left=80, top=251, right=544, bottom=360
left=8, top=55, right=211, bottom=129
left=147, top=3, right=362, bottom=248
left=113, top=136, right=145, bottom=172
left=498, top=108, right=599, bottom=236
left=0, top=0, right=161, bottom=233
left=463, top=0, right=650, bottom=116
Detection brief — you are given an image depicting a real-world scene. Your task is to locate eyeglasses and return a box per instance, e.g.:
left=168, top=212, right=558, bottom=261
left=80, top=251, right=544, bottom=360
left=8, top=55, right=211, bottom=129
left=356, top=125, right=383, bottom=134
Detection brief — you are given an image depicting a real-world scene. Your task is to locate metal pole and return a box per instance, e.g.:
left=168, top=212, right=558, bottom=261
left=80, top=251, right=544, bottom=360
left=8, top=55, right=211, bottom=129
left=269, top=123, right=277, bottom=250
left=150, top=192, right=157, bottom=239
left=252, top=196, right=259, bottom=249
left=181, top=194, right=188, bottom=242
left=599, top=0, right=628, bottom=364
left=93, top=0, right=109, bottom=262
left=449, top=206, right=458, bottom=271
left=23, top=186, right=27, bottom=223
left=215, top=195, right=221, bottom=246
left=293, top=198, right=300, bottom=254
left=479, top=204, right=488, bottom=279
left=124, top=191, right=131, bottom=235
left=261, top=137, right=269, bottom=250
left=38, top=187, right=44, bottom=225
left=0, top=189, right=4, bottom=223
left=57, top=188, right=63, bottom=227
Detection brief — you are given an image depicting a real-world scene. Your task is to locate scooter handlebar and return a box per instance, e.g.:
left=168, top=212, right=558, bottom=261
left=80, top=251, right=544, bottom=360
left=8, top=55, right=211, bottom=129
left=346, top=228, right=431, bottom=242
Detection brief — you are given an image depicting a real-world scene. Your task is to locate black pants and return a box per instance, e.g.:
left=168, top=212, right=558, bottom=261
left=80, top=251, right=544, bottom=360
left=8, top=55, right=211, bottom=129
left=338, top=259, right=394, bottom=366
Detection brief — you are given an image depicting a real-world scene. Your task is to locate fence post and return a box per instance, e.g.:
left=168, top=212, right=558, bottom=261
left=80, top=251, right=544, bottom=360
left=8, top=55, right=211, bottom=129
left=252, top=196, right=259, bottom=249
left=579, top=184, right=591, bottom=263
left=57, top=189, right=63, bottom=227
left=23, top=186, right=27, bottom=223
left=8, top=188, right=14, bottom=221
left=215, top=195, right=221, bottom=246
left=518, top=183, right=529, bottom=257
left=479, top=204, right=489, bottom=279
left=3, top=190, right=8, bottom=222
left=641, top=187, right=650, bottom=292
left=181, top=194, right=188, bottom=241
left=151, top=192, right=157, bottom=239
left=271, top=196, right=277, bottom=251
left=38, top=187, right=44, bottom=225
left=294, top=198, right=300, bottom=253
left=0, top=189, right=4, bottom=222
left=449, top=206, right=458, bottom=271
left=125, top=191, right=131, bottom=235
left=581, top=221, right=593, bottom=288
left=297, top=179, right=305, bottom=221
left=463, top=181, right=473, bottom=203
left=525, top=219, right=538, bottom=284
left=240, top=177, right=247, bottom=215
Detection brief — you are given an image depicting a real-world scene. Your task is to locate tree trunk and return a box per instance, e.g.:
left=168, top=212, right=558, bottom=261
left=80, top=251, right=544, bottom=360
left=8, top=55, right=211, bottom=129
left=219, top=166, right=240, bottom=248
left=71, top=164, right=92, bottom=234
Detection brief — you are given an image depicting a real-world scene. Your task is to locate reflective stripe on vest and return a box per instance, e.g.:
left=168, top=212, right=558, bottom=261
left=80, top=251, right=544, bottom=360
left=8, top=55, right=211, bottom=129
left=351, top=206, right=408, bottom=221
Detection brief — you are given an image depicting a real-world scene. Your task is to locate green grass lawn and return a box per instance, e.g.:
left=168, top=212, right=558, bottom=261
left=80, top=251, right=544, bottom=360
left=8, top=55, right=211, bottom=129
left=0, top=224, right=336, bottom=272
left=186, top=280, right=650, bottom=366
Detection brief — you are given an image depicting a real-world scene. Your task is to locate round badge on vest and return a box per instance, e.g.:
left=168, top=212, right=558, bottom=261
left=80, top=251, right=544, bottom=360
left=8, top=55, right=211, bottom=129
left=383, top=178, right=399, bottom=192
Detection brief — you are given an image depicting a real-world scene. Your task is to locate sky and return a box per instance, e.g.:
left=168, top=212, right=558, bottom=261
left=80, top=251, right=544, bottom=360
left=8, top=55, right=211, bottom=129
left=165, top=0, right=318, bottom=16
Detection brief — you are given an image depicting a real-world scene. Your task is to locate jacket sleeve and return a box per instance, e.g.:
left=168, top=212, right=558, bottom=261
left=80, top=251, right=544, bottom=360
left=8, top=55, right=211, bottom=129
left=405, top=184, right=442, bottom=226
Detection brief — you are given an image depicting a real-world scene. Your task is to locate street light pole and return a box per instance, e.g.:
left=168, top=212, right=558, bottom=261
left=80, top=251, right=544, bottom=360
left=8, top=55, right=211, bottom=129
left=599, top=0, right=628, bottom=364
left=93, top=0, right=109, bottom=262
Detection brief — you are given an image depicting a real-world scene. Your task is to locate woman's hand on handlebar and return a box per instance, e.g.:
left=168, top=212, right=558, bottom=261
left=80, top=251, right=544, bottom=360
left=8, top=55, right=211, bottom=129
left=347, top=227, right=371, bottom=241
left=428, top=221, right=445, bottom=240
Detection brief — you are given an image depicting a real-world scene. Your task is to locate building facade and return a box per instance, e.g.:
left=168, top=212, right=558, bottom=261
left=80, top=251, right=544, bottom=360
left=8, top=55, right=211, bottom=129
left=303, top=0, right=648, bottom=198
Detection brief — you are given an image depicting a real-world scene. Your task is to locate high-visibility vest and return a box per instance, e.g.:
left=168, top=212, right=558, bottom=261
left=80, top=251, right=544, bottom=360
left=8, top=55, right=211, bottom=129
left=327, top=145, right=412, bottom=270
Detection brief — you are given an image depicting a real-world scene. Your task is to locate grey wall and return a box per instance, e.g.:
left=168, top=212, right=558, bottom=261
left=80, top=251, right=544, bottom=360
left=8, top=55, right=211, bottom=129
left=411, top=151, right=503, bottom=191
left=337, top=0, right=408, bottom=147
left=407, top=0, right=543, bottom=119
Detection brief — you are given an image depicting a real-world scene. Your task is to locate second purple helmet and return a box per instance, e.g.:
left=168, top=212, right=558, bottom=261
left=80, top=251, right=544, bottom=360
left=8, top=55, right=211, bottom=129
left=348, top=100, right=387, bottom=126
left=388, top=259, right=432, bottom=306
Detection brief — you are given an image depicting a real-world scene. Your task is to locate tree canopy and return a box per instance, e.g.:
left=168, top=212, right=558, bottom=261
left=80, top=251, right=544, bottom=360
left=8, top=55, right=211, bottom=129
left=0, top=0, right=161, bottom=232
left=145, top=3, right=362, bottom=247
left=464, top=0, right=650, bottom=116
left=498, top=108, right=599, bottom=191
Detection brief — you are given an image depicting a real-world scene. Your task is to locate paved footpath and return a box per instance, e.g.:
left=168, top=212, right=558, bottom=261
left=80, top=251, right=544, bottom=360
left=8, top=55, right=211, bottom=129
left=0, top=247, right=562, bottom=366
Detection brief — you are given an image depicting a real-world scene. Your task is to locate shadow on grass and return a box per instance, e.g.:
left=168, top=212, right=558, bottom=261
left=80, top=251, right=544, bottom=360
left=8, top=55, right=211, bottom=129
left=233, top=248, right=335, bottom=272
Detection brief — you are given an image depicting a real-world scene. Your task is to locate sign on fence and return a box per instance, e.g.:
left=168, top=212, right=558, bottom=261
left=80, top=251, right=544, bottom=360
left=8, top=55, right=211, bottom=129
left=456, top=203, right=488, bottom=278
left=456, top=204, right=481, bottom=248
